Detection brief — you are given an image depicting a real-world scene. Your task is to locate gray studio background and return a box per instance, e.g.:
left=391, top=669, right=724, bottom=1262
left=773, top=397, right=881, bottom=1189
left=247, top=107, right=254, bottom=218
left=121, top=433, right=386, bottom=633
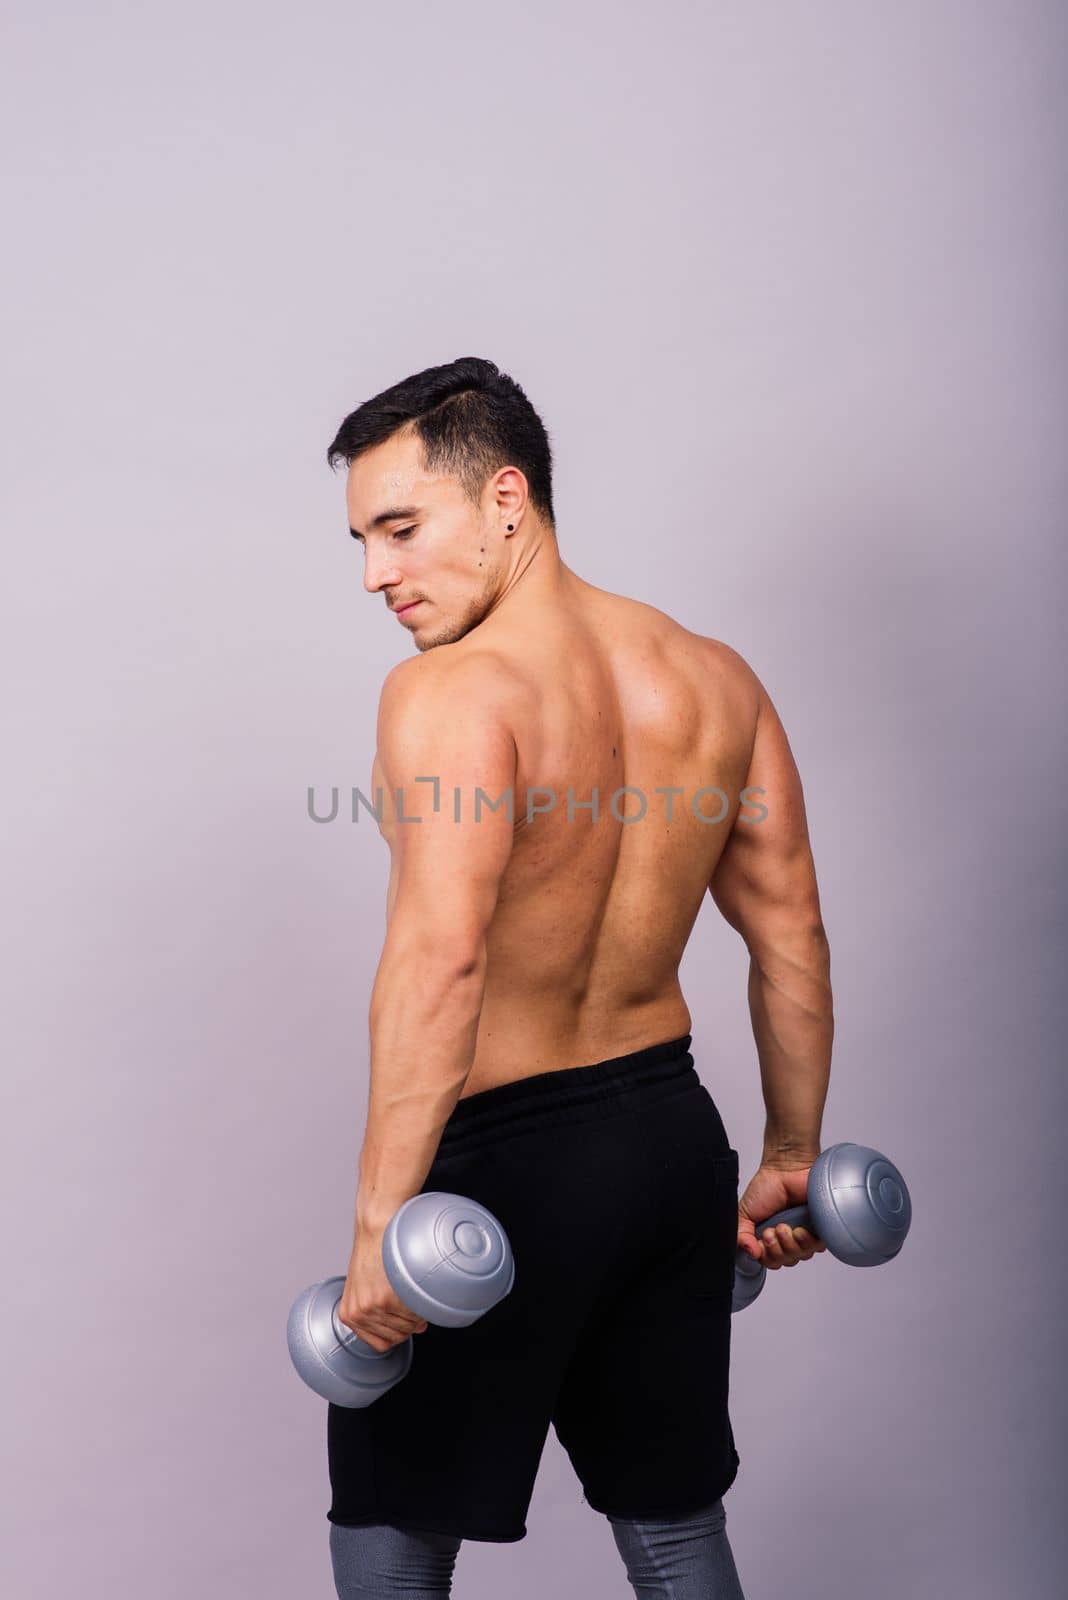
left=2, top=2, right=1065, bottom=1596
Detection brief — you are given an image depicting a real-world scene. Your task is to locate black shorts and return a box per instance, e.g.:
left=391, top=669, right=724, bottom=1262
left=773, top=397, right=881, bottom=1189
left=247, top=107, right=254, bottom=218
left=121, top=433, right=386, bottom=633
left=326, top=1033, right=741, bottom=1543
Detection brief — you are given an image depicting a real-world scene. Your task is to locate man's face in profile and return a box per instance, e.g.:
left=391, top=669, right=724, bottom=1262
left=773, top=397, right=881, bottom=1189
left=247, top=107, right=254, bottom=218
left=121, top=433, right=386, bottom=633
left=346, top=430, right=502, bottom=652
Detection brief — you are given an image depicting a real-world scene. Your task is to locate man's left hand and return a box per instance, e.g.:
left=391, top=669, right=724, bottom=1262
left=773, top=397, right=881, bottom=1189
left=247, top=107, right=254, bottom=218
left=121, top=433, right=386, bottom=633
left=336, top=1224, right=431, bottom=1353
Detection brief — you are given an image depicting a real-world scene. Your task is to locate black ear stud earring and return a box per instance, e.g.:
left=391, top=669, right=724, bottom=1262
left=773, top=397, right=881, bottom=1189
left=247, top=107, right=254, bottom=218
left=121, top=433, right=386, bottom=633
left=507, top=523, right=514, bottom=531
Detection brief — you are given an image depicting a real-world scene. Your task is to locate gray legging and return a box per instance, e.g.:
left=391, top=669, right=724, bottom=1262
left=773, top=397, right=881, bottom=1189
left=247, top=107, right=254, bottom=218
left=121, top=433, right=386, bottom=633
left=328, top=1497, right=745, bottom=1598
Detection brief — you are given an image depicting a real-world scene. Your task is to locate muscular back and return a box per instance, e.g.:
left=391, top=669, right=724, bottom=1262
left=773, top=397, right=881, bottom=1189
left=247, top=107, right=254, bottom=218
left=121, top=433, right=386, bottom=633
left=373, top=574, right=766, bottom=1095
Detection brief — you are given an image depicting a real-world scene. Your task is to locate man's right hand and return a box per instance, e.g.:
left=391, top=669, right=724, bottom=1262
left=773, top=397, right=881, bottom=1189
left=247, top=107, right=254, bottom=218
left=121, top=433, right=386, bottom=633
left=736, top=1162, right=828, bottom=1268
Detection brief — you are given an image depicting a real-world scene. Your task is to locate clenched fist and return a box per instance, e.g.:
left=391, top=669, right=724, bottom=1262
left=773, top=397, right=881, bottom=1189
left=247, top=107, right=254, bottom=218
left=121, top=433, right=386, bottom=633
left=736, top=1161, right=828, bottom=1270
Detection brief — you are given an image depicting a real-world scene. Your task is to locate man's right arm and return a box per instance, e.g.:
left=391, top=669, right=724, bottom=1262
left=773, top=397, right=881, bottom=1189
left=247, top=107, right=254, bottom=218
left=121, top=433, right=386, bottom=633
left=709, top=662, right=833, bottom=1166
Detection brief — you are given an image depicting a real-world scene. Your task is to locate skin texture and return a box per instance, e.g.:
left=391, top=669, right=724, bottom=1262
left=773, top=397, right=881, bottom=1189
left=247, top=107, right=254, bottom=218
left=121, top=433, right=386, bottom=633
left=338, top=425, right=830, bottom=1353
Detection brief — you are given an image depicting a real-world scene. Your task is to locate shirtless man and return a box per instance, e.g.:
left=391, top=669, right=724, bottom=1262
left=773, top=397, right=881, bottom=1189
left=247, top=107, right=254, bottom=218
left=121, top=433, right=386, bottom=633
left=321, top=357, right=832, bottom=1599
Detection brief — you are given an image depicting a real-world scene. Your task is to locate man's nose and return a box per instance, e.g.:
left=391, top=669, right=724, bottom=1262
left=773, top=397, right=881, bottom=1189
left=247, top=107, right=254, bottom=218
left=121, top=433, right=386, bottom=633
left=362, top=550, right=404, bottom=595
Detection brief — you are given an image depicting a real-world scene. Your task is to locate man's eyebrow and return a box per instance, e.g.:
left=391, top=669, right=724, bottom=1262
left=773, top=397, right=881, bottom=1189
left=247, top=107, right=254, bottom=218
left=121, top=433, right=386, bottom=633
left=348, top=505, right=422, bottom=539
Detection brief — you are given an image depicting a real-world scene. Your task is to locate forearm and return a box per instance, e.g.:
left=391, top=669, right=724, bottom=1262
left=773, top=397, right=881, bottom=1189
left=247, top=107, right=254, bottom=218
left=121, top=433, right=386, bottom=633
left=354, top=939, right=486, bottom=1235
left=747, top=925, right=834, bottom=1164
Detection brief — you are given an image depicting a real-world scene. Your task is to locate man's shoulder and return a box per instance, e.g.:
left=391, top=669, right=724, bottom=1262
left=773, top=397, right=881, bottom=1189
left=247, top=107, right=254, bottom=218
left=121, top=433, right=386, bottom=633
left=695, top=640, right=766, bottom=750
left=700, top=635, right=762, bottom=693
left=379, top=649, right=524, bottom=728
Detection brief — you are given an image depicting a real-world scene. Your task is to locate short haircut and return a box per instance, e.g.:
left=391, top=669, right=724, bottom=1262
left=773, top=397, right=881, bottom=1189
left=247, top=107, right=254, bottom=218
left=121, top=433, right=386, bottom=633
left=326, top=355, right=556, bottom=531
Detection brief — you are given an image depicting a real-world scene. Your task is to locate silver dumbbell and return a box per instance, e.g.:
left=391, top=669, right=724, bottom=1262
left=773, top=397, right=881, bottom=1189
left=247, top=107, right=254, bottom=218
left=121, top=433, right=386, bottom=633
left=732, top=1141, right=912, bottom=1312
left=287, top=1192, right=515, bottom=1408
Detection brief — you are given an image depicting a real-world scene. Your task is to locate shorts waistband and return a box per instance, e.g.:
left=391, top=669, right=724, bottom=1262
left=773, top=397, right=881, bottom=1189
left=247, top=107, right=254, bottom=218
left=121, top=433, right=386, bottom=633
left=436, top=1034, right=696, bottom=1155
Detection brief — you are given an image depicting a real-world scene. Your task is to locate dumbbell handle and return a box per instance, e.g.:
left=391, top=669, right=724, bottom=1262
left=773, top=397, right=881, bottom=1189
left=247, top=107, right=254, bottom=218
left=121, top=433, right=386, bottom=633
left=745, top=1204, right=815, bottom=1244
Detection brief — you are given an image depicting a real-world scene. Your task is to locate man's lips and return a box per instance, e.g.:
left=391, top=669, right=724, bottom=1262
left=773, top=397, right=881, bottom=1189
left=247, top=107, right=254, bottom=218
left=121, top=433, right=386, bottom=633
left=392, top=600, right=422, bottom=617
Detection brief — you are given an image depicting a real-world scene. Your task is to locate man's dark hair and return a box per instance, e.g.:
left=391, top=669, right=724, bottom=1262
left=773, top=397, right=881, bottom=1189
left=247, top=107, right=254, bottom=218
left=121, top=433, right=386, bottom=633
left=326, top=356, right=556, bottom=532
